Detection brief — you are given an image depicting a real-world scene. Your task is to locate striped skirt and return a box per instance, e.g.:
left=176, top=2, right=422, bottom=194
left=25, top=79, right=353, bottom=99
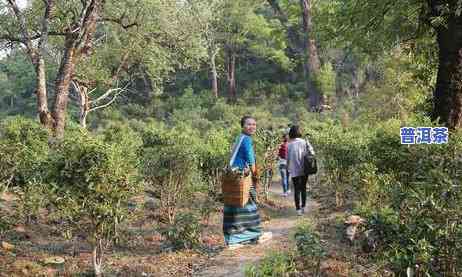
left=223, top=187, right=262, bottom=245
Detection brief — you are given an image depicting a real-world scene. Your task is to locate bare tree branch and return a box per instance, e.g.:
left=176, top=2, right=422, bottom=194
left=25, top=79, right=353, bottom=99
left=90, top=85, right=127, bottom=104
left=88, top=88, right=126, bottom=113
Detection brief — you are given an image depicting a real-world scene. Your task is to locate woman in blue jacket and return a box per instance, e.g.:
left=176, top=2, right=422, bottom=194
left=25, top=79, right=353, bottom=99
left=223, top=116, right=272, bottom=249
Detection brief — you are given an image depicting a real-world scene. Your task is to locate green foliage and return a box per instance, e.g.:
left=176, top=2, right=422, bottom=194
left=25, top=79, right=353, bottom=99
left=308, top=117, right=460, bottom=275
left=97, top=123, right=143, bottom=165
left=293, top=220, right=326, bottom=273
left=159, top=212, right=202, bottom=250
left=362, top=123, right=462, bottom=274
left=15, top=180, right=51, bottom=224
left=0, top=52, right=44, bottom=117
left=311, top=122, right=371, bottom=207
left=356, top=52, right=429, bottom=122
left=198, top=128, right=232, bottom=200
left=0, top=117, right=50, bottom=188
left=314, top=62, right=336, bottom=97
left=244, top=251, right=297, bottom=277
left=48, top=132, right=140, bottom=242
left=140, top=125, right=204, bottom=223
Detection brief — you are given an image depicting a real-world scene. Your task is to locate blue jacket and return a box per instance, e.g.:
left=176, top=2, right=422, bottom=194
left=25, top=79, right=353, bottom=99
left=231, top=134, right=255, bottom=170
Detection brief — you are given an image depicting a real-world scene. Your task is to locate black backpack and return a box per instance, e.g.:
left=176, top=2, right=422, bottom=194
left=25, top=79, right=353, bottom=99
left=303, top=140, right=317, bottom=175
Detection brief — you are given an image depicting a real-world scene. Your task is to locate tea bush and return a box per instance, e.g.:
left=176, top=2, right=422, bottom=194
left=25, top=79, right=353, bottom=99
left=361, top=123, right=462, bottom=275
left=159, top=211, right=202, bottom=250
left=47, top=132, right=140, bottom=276
left=310, top=123, right=371, bottom=207
left=0, top=117, right=49, bottom=188
left=244, top=251, right=297, bottom=277
left=140, top=125, right=205, bottom=223
left=293, top=220, right=326, bottom=273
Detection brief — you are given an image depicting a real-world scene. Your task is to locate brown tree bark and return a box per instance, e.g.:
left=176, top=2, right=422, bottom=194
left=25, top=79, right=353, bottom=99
left=5, top=0, right=104, bottom=137
left=7, top=0, right=54, bottom=128
left=35, top=59, right=54, bottom=128
left=432, top=13, right=462, bottom=129
left=52, top=0, right=101, bottom=137
left=299, top=0, right=322, bottom=111
left=53, top=37, right=78, bottom=138
left=227, top=49, right=237, bottom=100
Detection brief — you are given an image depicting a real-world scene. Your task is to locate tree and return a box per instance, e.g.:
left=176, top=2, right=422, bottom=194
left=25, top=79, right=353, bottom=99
left=299, top=0, right=322, bottom=110
left=1, top=0, right=106, bottom=137
left=189, top=0, right=224, bottom=98
left=70, top=81, right=129, bottom=128
left=266, top=0, right=323, bottom=110
left=0, top=51, right=38, bottom=116
left=1, top=0, right=208, bottom=136
left=323, top=0, right=462, bottom=129
left=429, top=1, right=462, bottom=129
left=49, top=132, right=140, bottom=276
left=218, top=0, right=290, bottom=99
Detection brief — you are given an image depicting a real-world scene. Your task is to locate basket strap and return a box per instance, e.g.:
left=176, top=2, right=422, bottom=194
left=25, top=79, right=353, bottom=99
left=229, top=134, right=245, bottom=167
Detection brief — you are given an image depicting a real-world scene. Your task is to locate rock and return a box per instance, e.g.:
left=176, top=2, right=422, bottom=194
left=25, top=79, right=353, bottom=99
left=1, top=241, right=15, bottom=251
left=42, top=256, right=65, bottom=265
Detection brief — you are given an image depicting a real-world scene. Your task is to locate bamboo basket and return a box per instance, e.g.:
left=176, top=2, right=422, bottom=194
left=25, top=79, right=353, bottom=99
left=221, top=170, right=252, bottom=208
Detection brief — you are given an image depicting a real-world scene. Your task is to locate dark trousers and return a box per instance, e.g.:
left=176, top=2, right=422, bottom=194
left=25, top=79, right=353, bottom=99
left=292, top=175, right=308, bottom=210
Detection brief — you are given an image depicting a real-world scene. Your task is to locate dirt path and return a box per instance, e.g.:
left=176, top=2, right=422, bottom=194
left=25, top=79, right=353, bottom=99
left=194, top=181, right=319, bottom=277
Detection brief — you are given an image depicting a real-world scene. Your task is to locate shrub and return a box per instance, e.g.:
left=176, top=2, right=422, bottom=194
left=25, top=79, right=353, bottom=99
left=159, top=211, right=202, bottom=250
left=0, top=117, right=49, bottom=188
left=358, top=121, right=462, bottom=275
left=293, top=220, right=326, bottom=274
left=197, top=128, right=232, bottom=202
left=244, top=251, right=297, bottom=277
left=47, top=132, right=140, bottom=276
left=312, top=124, right=371, bottom=207
left=141, top=126, right=203, bottom=224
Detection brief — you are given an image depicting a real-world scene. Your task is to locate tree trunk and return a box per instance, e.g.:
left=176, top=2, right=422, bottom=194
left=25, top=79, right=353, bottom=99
left=35, top=58, right=54, bottom=128
left=141, top=68, right=153, bottom=101
left=299, top=0, right=321, bottom=111
left=92, top=237, right=104, bottom=277
left=210, top=47, right=219, bottom=98
left=227, top=49, right=236, bottom=100
left=52, top=37, right=77, bottom=138
left=432, top=16, right=462, bottom=129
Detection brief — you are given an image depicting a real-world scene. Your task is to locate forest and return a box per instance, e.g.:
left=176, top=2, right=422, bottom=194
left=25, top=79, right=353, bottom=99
left=0, top=0, right=461, bottom=276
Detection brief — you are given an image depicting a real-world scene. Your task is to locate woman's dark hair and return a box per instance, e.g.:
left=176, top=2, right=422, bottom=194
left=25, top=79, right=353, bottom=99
left=240, top=115, right=255, bottom=127
left=289, top=125, right=302, bottom=139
